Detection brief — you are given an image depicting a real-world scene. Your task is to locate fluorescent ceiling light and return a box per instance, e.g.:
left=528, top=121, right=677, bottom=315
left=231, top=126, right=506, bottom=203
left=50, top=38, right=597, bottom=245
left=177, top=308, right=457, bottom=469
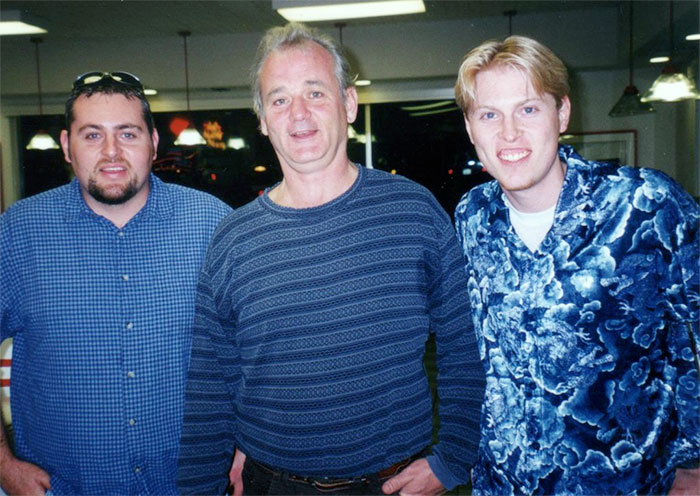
left=144, top=88, right=158, bottom=96
left=686, top=34, right=700, bottom=41
left=0, top=11, right=47, bottom=36
left=355, top=79, right=371, bottom=86
left=649, top=56, right=670, bottom=64
left=274, top=0, right=425, bottom=22
left=400, top=100, right=453, bottom=111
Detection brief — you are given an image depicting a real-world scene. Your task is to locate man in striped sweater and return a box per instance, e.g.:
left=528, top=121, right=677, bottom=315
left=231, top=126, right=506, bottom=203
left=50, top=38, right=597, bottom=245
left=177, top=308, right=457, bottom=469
left=177, top=22, right=485, bottom=496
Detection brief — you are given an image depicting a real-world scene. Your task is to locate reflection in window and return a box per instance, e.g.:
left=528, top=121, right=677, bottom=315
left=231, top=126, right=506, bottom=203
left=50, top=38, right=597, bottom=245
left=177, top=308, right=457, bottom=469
left=369, top=100, right=490, bottom=216
left=17, top=101, right=491, bottom=214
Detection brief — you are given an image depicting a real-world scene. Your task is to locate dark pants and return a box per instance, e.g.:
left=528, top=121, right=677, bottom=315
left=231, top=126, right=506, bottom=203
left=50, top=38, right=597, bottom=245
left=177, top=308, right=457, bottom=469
left=241, top=458, right=402, bottom=496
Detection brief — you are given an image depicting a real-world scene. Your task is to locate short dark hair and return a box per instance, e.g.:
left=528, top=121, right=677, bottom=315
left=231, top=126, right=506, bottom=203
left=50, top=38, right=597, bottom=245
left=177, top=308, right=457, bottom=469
left=65, top=77, right=155, bottom=136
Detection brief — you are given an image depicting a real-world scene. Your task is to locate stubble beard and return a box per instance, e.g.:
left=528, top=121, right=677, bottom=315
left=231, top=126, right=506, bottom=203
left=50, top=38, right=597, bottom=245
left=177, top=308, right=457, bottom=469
left=87, top=170, right=140, bottom=206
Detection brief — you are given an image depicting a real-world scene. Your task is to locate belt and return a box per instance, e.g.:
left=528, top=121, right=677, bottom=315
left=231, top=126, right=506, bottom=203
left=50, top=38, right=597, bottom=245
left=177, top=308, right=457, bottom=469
left=250, top=448, right=428, bottom=492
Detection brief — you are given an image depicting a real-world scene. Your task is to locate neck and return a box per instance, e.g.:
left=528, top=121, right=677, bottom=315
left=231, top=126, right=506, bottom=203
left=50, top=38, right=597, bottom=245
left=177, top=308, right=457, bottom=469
left=269, top=160, right=358, bottom=208
left=82, top=190, right=149, bottom=229
left=504, top=159, right=566, bottom=213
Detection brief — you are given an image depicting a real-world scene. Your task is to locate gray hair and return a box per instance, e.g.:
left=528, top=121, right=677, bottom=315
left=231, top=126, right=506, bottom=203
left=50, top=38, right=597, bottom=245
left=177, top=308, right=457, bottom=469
left=250, top=22, right=353, bottom=118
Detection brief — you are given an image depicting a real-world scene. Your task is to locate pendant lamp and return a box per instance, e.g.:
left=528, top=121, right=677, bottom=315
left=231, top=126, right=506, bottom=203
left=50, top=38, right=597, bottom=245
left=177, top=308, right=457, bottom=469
left=609, top=2, right=655, bottom=116
left=641, top=0, right=700, bottom=103
left=26, top=37, right=59, bottom=150
left=174, top=31, right=206, bottom=146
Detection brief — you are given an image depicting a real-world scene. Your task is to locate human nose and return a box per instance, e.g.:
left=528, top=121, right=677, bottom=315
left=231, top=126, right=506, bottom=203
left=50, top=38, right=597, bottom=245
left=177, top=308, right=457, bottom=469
left=500, top=115, right=521, bottom=142
left=102, top=134, right=120, bottom=158
left=290, top=97, right=310, bottom=121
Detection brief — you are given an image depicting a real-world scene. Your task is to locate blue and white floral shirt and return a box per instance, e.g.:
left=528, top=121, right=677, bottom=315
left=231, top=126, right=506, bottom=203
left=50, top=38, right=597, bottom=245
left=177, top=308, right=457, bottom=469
left=455, top=146, right=699, bottom=495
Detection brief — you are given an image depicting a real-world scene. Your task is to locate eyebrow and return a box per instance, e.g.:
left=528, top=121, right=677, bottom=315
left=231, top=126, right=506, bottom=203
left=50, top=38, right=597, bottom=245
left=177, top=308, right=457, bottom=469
left=76, top=123, right=144, bottom=133
left=471, top=97, right=545, bottom=111
left=265, top=79, right=329, bottom=100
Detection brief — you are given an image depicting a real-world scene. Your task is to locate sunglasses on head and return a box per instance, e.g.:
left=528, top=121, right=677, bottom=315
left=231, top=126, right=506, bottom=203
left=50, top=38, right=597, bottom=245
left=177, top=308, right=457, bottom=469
left=72, top=71, right=144, bottom=91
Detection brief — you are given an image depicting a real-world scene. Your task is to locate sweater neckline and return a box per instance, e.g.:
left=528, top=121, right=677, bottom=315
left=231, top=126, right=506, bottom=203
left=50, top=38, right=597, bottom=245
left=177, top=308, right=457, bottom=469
left=258, top=164, right=363, bottom=218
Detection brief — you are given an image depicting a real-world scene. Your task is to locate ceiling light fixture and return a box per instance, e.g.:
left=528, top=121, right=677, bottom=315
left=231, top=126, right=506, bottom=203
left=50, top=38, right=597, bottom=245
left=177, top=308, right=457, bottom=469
left=686, top=34, right=700, bottom=41
left=609, top=1, right=655, bottom=117
left=649, top=56, right=670, bottom=64
left=641, top=0, right=700, bottom=103
left=274, top=0, right=425, bottom=22
left=174, top=31, right=206, bottom=146
left=0, top=10, right=47, bottom=36
left=26, top=37, right=59, bottom=151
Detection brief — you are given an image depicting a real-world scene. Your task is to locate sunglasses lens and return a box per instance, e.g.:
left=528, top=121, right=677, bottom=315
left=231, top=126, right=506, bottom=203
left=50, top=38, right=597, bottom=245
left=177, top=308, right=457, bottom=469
left=73, top=71, right=143, bottom=90
left=112, top=72, right=141, bottom=86
left=82, top=75, right=104, bottom=85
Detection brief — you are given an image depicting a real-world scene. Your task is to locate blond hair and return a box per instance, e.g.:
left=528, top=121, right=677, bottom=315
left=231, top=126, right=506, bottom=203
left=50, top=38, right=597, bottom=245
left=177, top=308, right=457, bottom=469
left=455, top=35, right=569, bottom=115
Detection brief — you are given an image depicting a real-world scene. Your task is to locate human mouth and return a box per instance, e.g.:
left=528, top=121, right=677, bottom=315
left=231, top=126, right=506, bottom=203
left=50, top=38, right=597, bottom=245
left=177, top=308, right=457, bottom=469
left=498, top=149, right=530, bottom=163
left=98, top=163, right=129, bottom=178
left=290, top=129, right=317, bottom=139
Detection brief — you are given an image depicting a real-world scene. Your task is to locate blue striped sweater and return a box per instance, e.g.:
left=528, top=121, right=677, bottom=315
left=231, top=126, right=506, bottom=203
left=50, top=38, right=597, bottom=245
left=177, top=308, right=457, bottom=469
left=177, top=166, right=485, bottom=494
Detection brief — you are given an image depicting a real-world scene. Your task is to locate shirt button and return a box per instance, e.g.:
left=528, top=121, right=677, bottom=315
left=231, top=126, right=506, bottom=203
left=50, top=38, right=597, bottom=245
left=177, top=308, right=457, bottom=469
left=118, top=231, right=125, bottom=237
left=129, top=418, right=136, bottom=426
left=126, top=322, right=133, bottom=330
left=134, top=467, right=141, bottom=474
left=122, top=274, right=130, bottom=281
left=127, top=371, right=135, bottom=379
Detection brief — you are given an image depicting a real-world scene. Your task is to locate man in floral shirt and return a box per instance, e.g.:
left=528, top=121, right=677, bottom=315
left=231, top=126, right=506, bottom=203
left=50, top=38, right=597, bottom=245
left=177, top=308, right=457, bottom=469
left=453, top=35, right=699, bottom=495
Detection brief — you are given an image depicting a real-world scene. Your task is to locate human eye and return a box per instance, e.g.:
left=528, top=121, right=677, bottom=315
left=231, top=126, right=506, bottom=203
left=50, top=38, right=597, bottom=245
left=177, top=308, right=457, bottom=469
left=84, top=131, right=101, bottom=140
left=272, top=97, right=287, bottom=107
left=310, top=90, right=324, bottom=99
left=479, top=111, right=498, bottom=121
left=522, top=105, right=538, bottom=115
left=121, top=131, right=138, bottom=139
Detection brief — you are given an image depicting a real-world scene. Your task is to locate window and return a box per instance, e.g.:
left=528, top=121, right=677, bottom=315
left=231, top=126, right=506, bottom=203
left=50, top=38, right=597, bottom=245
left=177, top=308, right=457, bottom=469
left=17, top=100, right=492, bottom=215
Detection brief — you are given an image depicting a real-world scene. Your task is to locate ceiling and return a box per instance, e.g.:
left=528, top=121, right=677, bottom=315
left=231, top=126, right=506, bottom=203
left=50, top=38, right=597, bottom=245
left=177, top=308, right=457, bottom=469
left=2, top=0, right=697, bottom=64
left=2, top=1, right=631, bottom=39
left=1, top=0, right=698, bottom=103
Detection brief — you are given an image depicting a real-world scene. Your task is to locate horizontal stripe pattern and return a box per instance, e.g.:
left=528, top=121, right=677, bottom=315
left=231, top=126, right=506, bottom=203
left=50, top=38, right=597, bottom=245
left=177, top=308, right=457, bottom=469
left=178, top=166, right=485, bottom=494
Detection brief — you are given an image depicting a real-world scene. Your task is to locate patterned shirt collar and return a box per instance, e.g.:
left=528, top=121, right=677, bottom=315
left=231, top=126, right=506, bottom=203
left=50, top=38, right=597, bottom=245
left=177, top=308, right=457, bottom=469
left=63, top=173, right=174, bottom=225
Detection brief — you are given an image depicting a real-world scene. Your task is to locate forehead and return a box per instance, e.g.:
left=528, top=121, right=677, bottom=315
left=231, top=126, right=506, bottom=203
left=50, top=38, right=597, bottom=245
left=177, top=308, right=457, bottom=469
left=473, top=65, right=539, bottom=102
left=71, top=93, right=145, bottom=127
left=260, top=42, right=336, bottom=90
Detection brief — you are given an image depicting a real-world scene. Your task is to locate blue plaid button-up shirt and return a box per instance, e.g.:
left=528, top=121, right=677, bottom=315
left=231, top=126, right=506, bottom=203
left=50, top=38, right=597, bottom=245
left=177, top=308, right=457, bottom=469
left=1, top=175, right=231, bottom=495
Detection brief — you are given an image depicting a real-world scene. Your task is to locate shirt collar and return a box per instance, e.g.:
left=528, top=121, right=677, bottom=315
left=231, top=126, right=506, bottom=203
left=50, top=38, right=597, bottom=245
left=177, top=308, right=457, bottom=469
left=63, top=173, right=173, bottom=225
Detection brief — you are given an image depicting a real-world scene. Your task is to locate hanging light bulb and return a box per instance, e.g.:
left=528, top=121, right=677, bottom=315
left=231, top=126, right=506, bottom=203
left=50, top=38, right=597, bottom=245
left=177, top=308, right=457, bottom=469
left=174, top=31, right=206, bottom=146
left=641, top=0, right=700, bottom=103
left=610, top=2, right=655, bottom=116
left=26, top=37, right=59, bottom=150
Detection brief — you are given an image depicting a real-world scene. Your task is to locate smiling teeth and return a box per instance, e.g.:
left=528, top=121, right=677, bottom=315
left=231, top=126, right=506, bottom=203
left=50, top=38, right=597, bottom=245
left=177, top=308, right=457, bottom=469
left=500, top=151, right=529, bottom=162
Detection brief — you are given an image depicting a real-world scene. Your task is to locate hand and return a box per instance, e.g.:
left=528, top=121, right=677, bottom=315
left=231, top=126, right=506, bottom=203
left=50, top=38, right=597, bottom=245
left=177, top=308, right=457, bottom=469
left=668, top=467, right=700, bottom=496
left=228, top=448, right=247, bottom=496
left=381, top=458, right=444, bottom=496
left=0, top=454, right=51, bottom=496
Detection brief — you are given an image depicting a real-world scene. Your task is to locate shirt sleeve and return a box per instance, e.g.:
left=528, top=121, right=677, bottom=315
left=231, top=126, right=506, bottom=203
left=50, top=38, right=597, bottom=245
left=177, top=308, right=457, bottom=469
left=668, top=185, right=700, bottom=469
left=0, top=211, right=23, bottom=342
left=177, top=241, right=240, bottom=495
left=424, top=211, right=485, bottom=490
